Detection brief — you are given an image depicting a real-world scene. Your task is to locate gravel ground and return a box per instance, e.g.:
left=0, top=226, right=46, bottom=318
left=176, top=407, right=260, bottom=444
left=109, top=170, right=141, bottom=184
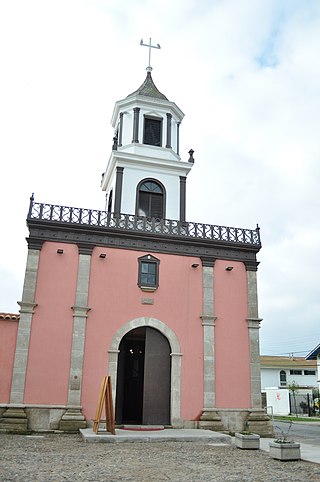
left=1, top=434, right=320, bottom=482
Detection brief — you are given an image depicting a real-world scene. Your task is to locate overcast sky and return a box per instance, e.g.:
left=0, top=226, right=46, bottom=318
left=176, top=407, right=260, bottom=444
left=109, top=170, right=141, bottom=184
left=1, top=0, right=319, bottom=356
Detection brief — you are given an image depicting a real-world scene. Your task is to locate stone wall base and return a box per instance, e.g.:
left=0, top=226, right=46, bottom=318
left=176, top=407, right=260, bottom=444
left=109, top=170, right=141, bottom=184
left=246, top=410, right=274, bottom=437
left=198, top=408, right=273, bottom=436
left=0, top=405, right=86, bottom=433
left=59, top=408, right=87, bottom=432
left=199, top=410, right=225, bottom=431
left=0, top=406, right=273, bottom=436
left=0, top=407, right=29, bottom=433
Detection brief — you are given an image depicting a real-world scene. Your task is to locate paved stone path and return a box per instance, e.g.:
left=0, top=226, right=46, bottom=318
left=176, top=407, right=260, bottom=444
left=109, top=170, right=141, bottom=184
left=1, top=433, right=320, bottom=481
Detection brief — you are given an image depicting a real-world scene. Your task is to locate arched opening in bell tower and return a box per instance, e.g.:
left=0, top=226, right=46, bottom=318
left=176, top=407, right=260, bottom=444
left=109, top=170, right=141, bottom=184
left=136, top=179, right=166, bottom=219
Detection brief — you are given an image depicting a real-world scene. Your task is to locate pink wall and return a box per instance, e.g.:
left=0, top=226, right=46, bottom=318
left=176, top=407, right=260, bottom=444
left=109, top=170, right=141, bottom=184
left=19, top=240, right=253, bottom=419
left=81, top=247, right=204, bottom=422
left=0, top=319, right=18, bottom=402
left=214, top=259, right=251, bottom=408
left=24, top=242, right=78, bottom=404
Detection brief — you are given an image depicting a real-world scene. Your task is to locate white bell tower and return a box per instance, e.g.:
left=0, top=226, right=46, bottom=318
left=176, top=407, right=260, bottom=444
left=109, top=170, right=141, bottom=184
left=101, top=40, right=194, bottom=222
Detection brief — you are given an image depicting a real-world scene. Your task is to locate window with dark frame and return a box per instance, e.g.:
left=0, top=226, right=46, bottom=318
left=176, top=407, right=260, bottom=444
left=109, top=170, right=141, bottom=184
left=289, top=369, right=302, bottom=375
left=304, top=370, right=316, bottom=375
left=138, top=254, right=160, bottom=290
left=143, top=116, right=162, bottom=147
left=280, top=370, right=287, bottom=386
left=137, top=180, right=164, bottom=219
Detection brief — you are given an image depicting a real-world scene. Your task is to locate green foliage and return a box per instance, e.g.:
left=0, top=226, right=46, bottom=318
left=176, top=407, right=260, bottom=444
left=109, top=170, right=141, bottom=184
left=288, top=381, right=299, bottom=393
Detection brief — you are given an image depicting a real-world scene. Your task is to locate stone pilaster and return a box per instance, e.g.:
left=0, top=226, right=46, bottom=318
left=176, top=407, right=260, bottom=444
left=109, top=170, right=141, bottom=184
left=0, top=248, right=40, bottom=432
left=179, top=176, right=186, bottom=222
left=10, top=302, right=38, bottom=404
left=246, top=269, right=273, bottom=437
left=132, top=107, right=140, bottom=143
left=59, top=252, right=91, bottom=432
left=170, top=352, right=183, bottom=427
left=246, top=270, right=262, bottom=409
left=114, top=167, right=124, bottom=216
left=107, top=349, right=120, bottom=406
left=166, top=113, right=172, bottom=148
left=199, top=259, right=224, bottom=431
left=118, top=112, right=123, bottom=147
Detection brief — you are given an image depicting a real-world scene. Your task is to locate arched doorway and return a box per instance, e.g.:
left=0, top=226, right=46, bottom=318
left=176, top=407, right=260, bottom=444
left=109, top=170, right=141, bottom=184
left=115, top=326, right=171, bottom=425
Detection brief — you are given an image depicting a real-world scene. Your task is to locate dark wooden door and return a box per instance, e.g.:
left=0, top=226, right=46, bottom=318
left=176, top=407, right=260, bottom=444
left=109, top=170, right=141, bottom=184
left=122, top=338, right=145, bottom=423
left=143, top=327, right=171, bottom=425
left=115, top=327, right=171, bottom=425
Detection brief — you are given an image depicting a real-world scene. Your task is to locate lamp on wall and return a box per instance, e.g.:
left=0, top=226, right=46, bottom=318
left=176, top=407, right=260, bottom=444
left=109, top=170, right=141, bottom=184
left=57, top=249, right=64, bottom=254
left=225, top=266, right=233, bottom=271
left=191, top=263, right=199, bottom=268
left=99, top=253, right=107, bottom=259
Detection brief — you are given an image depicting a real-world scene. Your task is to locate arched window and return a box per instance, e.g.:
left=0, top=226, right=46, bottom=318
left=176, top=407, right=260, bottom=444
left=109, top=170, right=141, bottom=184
left=136, top=180, right=165, bottom=219
left=280, top=370, right=287, bottom=387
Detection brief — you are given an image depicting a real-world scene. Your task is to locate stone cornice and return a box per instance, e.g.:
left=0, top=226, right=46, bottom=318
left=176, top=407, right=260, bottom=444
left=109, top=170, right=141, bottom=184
left=27, top=223, right=260, bottom=266
left=244, top=260, right=260, bottom=272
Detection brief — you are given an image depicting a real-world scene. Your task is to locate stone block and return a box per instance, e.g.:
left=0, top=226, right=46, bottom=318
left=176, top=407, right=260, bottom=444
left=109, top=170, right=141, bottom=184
left=0, top=407, right=29, bottom=433
left=59, top=408, right=87, bottom=432
left=199, top=411, right=224, bottom=431
left=59, top=419, right=87, bottom=432
left=183, top=420, right=198, bottom=429
left=247, top=410, right=273, bottom=437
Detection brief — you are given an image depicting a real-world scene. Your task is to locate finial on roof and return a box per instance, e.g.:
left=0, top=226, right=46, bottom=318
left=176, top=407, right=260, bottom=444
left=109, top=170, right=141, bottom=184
left=188, top=149, right=195, bottom=163
left=140, top=37, right=161, bottom=71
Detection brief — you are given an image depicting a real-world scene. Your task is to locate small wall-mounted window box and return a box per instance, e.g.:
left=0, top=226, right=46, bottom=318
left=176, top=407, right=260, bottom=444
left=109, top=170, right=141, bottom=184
left=138, top=254, right=160, bottom=291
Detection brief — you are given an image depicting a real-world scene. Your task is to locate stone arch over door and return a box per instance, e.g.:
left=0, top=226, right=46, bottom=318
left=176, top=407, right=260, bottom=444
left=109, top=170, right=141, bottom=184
left=108, top=317, right=182, bottom=426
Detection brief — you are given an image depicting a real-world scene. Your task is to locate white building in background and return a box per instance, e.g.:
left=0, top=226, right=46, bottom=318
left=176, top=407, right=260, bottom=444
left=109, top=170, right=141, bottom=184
left=260, top=356, right=317, bottom=391
left=260, top=356, right=318, bottom=416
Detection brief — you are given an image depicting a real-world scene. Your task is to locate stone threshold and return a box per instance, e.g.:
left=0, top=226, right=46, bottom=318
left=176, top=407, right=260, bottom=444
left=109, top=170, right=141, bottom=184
left=80, top=428, right=232, bottom=444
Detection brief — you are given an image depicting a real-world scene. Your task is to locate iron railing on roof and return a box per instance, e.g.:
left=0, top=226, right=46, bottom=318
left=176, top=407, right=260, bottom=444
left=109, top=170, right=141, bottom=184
left=27, top=196, right=261, bottom=247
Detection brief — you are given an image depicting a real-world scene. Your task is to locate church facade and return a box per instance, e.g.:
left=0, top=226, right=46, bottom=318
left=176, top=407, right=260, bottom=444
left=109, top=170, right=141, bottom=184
left=0, top=68, right=272, bottom=435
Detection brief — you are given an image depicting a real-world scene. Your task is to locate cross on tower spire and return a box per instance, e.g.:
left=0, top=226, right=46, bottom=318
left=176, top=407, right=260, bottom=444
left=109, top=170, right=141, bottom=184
left=140, top=38, right=161, bottom=71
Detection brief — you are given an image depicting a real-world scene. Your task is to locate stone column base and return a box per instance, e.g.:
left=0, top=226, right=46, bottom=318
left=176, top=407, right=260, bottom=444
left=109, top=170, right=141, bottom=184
left=59, top=408, right=87, bottom=432
left=199, top=410, right=225, bottom=432
left=246, top=410, right=273, bottom=437
left=0, top=407, right=29, bottom=433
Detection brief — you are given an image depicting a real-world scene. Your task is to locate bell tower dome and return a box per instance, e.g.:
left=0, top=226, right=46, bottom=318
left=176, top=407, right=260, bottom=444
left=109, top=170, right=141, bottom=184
left=101, top=49, right=194, bottom=221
